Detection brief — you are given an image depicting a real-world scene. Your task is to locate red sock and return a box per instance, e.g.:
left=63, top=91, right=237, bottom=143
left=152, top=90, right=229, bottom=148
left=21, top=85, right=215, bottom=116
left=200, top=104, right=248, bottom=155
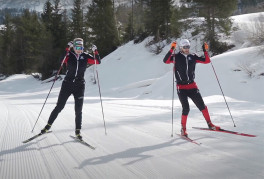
left=202, top=106, right=211, bottom=123
left=181, top=115, right=188, bottom=129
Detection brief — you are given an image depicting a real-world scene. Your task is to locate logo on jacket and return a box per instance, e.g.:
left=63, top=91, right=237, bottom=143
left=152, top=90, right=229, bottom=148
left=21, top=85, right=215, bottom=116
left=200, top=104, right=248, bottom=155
left=188, top=56, right=192, bottom=61
left=80, top=56, right=84, bottom=60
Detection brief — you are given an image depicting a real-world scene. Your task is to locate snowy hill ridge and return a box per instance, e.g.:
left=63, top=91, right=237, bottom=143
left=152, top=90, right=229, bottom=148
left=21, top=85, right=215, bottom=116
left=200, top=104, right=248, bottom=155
left=93, top=16, right=264, bottom=102
left=0, top=12, right=263, bottom=179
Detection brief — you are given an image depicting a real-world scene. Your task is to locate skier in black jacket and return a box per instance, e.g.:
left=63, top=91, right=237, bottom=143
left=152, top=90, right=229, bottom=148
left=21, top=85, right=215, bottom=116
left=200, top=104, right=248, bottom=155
left=40, top=38, right=101, bottom=140
left=163, top=39, right=220, bottom=137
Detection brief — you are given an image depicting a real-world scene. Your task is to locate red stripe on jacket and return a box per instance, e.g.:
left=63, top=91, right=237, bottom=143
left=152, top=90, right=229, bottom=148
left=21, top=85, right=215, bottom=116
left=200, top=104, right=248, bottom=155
left=196, top=51, right=210, bottom=64
left=177, top=82, right=198, bottom=90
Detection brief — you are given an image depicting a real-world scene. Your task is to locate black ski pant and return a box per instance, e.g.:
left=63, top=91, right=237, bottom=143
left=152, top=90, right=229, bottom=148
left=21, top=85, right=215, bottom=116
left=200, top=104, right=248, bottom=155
left=48, top=80, right=85, bottom=130
left=177, top=88, right=206, bottom=115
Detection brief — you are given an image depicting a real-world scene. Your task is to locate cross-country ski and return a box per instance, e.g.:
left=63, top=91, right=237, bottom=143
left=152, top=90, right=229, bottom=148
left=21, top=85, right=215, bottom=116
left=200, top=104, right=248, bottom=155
left=176, top=134, right=201, bottom=145
left=70, top=135, right=96, bottom=150
left=22, top=131, right=52, bottom=143
left=192, top=127, right=257, bottom=137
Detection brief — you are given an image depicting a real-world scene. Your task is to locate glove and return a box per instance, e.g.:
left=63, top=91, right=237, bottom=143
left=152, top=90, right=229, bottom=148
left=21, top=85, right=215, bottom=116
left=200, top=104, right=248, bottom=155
left=92, top=45, right=97, bottom=52
left=171, top=41, right=177, bottom=50
left=67, top=41, right=73, bottom=48
left=202, top=42, right=209, bottom=52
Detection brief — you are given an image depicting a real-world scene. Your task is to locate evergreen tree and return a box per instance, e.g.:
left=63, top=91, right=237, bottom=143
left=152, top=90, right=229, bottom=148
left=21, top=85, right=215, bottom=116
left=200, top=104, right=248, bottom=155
left=86, top=0, right=120, bottom=57
left=132, top=0, right=147, bottom=43
left=52, top=0, right=68, bottom=48
left=41, top=0, right=54, bottom=31
left=0, top=13, right=16, bottom=75
left=170, top=7, right=182, bottom=38
left=40, top=0, right=69, bottom=80
left=240, top=0, right=258, bottom=6
left=144, top=0, right=173, bottom=40
left=0, top=2, right=69, bottom=79
left=123, top=13, right=134, bottom=42
left=193, top=0, right=237, bottom=54
left=13, top=10, right=47, bottom=74
left=71, top=0, right=84, bottom=38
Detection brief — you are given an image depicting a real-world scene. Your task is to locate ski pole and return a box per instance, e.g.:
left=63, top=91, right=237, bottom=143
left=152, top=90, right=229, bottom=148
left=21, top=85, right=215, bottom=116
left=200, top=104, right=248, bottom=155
left=93, top=65, right=96, bottom=84
left=171, top=49, right=176, bottom=137
left=31, top=53, right=68, bottom=132
left=210, top=61, right=236, bottom=127
left=93, top=50, right=107, bottom=135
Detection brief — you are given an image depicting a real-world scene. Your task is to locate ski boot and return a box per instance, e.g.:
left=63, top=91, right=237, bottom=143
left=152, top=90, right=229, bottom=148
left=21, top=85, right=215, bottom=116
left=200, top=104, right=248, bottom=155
left=181, top=127, right=188, bottom=137
left=41, top=124, right=51, bottom=134
left=75, top=129, right=83, bottom=140
left=207, top=122, right=220, bottom=130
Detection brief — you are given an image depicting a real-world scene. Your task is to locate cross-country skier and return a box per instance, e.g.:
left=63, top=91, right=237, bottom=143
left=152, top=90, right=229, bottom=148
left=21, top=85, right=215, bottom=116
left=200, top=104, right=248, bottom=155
left=163, top=39, right=220, bottom=137
left=40, top=38, right=101, bottom=140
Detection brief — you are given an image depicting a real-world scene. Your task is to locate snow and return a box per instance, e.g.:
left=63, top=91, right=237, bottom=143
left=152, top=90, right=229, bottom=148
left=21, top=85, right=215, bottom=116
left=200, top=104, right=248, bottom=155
left=231, top=12, right=264, bottom=23
left=0, top=13, right=264, bottom=179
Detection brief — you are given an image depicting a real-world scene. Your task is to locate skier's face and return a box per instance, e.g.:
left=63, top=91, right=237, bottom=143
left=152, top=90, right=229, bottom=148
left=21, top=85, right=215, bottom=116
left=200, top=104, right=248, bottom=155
left=74, top=46, right=84, bottom=55
left=181, top=45, right=190, bottom=54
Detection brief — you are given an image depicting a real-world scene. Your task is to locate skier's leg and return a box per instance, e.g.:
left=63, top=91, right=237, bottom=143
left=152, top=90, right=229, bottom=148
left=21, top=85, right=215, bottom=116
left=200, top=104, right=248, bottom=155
left=201, top=106, right=220, bottom=130
left=181, top=115, right=188, bottom=136
left=178, top=89, right=190, bottom=116
left=73, top=83, right=85, bottom=139
left=47, top=82, right=72, bottom=125
left=188, top=88, right=206, bottom=111
left=41, top=82, right=72, bottom=133
left=189, top=89, right=220, bottom=130
left=177, top=89, right=189, bottom=136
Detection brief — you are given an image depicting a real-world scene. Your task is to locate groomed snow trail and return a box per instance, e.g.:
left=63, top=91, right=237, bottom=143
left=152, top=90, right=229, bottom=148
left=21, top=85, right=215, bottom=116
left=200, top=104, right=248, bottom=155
left=0, top=90, right=263, bottom=179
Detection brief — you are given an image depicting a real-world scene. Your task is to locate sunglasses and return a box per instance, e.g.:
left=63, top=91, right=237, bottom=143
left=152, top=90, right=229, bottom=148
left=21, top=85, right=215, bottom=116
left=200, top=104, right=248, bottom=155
left=182, top=45, right=190, bottom=49
left=75, top=46, right=84, bottom=50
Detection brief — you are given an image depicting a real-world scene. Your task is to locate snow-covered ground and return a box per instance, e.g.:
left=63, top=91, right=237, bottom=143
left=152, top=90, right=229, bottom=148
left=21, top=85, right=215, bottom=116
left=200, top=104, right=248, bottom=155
left=0, top=13, right=264, bottom=179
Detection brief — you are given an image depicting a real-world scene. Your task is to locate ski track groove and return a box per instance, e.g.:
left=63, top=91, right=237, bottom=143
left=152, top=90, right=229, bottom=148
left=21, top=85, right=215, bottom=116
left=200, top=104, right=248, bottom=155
left=1, top=89, right=263, bottom=178
left=19, top=100, right=263, bottom=178
left=95, top=123, right=175, bottom=177
left=0, top=101, right=10, bottom=179
left=19, top=106, right=93, bottom=179
left=97, top=102, right=264, bottom=178
left=18, top=99, right=109, bottom=178
left=44, top=132, right=94, bottom=178
left=8, top=105, right=64, bottom=179
left=41, top=137, right=76, bottom=179
left=12, top=105, right=50, bottom=179
left=92, top=133, right=148, bottom=178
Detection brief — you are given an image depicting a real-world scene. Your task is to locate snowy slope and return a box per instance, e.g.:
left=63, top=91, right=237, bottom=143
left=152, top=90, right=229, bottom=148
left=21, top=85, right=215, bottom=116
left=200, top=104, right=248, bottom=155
left=0, top=13, right=264, bottom=179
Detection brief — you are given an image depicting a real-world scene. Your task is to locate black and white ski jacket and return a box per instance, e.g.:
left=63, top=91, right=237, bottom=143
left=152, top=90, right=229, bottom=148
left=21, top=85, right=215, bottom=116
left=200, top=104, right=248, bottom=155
left=63, top=49, right=101, bottom=83
left=163, top=49, right=210, bottom=85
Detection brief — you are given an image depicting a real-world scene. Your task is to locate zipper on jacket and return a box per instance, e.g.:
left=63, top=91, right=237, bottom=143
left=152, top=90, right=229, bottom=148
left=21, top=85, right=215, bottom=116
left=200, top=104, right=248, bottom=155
left=73, top=54, right=80, bottom=82
left=177, top=71, right=182, bottom=81
left=185, top=55, right=189, bottom=81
